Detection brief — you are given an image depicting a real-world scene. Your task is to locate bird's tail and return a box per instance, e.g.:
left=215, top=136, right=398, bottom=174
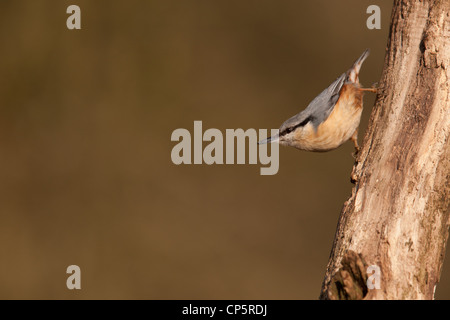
left=348, top=49, right=370, bottom=83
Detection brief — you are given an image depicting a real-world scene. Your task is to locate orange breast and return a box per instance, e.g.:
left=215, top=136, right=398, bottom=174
left=292, top=84, right=364, bottom=151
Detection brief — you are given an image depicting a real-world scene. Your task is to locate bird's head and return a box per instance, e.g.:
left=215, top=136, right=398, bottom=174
left=259, top=113, right=313, bottom=148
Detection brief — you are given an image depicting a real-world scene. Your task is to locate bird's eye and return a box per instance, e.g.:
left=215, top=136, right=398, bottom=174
left=285, top=127, right=293, bottom=134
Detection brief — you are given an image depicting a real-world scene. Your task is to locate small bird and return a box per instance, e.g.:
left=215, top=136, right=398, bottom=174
left=259, top=49, right=376, bottom=154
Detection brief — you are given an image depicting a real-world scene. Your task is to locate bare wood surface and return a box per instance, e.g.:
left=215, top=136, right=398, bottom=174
left=320, top=0, right=450, bottom=300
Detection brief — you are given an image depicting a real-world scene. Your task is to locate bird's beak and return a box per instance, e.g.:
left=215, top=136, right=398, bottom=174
left=258, top=133, right=280, bottom=145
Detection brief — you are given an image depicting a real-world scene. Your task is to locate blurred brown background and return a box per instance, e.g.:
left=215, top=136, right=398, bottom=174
left=0, top=0, right=449, bottom=299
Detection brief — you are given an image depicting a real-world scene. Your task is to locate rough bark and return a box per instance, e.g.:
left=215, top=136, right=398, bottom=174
left=320, top=0, right=450, bottom=300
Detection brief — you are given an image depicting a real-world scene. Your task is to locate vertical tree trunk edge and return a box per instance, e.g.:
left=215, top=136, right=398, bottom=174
left=319, top=0, right=450, bottom=300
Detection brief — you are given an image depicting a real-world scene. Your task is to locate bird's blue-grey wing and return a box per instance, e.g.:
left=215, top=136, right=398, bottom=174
left=305, top=72, right=346, bottom=128
left=279, top=73, right=346, bottom=133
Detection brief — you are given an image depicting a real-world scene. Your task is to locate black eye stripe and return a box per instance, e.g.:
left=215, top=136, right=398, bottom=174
left=281, top=116, right=312, bottom=136
left=298, top=116, right=312, bottom=127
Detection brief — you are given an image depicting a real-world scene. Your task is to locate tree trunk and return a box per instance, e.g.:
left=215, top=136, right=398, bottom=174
left=320, top=0, right=450, bottom=300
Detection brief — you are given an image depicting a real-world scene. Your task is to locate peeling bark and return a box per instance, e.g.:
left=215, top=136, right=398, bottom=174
left=320, top=0, right=450, bottom=300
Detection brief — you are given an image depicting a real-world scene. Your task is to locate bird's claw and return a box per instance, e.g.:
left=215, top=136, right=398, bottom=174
left=352, top=146, right=360, bottom=159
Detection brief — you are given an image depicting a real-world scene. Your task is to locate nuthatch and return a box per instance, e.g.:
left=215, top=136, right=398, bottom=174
left=259, top=49, right=376, bottom=153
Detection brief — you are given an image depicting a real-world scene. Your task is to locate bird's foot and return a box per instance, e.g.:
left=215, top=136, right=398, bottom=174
left=360, top=87, right=378, bottom=93
left=350, top=170, right=358, bottom=184
left=360, top=82, right=379, bottom=93
left=352, top=146, right=360, bottom=159
left=350, top=162, right=360, bottom=183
